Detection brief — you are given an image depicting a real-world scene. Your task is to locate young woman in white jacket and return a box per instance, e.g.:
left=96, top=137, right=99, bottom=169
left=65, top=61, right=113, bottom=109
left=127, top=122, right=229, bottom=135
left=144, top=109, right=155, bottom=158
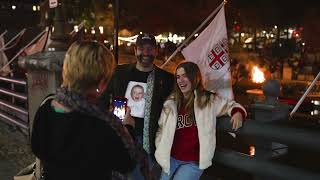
left=155, top=62, right=246, bottom=180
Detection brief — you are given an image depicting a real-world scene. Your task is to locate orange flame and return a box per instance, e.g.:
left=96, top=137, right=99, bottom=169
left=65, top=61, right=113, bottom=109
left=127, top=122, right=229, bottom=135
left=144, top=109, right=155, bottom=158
left=252, top=66, right=265, bottom=83
left=249, top=146, right=255, bottom=157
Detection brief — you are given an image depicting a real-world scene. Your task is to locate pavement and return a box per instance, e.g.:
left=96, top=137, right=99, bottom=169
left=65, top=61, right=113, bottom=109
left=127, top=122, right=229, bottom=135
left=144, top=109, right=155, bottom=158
left=0, top=120, right=34, bottom=180
left=0, top=154, right=17, bottom=180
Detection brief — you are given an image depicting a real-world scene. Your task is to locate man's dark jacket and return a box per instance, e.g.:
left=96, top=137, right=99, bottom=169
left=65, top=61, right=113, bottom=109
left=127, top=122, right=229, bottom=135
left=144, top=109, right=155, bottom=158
left=99, top=63, right=174, bottom=155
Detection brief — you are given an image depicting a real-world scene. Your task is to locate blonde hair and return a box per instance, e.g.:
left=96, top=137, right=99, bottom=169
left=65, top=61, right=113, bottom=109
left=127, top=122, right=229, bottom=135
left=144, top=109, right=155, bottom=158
left=62, top=41, right=115, bottom=93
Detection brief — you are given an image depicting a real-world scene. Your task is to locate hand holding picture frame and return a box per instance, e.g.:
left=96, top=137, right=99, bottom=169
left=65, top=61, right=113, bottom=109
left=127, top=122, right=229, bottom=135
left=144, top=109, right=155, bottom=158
left=125, top=81, right=147, bottom=118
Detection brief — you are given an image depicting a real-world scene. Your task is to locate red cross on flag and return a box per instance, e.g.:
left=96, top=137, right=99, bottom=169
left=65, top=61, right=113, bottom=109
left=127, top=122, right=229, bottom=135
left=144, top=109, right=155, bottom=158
left=182, top=5, right=233, bottom=100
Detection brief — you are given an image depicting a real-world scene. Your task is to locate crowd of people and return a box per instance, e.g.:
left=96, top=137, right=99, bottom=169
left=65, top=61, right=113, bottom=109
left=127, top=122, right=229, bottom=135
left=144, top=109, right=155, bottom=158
left=30, top=33, right=246, bottom=180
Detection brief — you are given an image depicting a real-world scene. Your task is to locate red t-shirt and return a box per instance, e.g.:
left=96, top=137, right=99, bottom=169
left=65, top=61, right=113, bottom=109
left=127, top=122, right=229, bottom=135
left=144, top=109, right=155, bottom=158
left=171, top=105, right=199, bottom=161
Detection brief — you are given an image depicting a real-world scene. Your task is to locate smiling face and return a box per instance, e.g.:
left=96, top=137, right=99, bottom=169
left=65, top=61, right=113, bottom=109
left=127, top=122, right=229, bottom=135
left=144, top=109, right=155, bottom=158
left=135, top=44, right=157, bottom=69
left=176, top=67, right=192, bottom=97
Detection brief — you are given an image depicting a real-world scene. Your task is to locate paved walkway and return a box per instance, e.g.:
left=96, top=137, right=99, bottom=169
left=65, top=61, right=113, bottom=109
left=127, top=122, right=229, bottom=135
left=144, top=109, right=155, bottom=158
left=0, top=120, right=34, bottom=180
left=0, top=154, right=17, bottom=180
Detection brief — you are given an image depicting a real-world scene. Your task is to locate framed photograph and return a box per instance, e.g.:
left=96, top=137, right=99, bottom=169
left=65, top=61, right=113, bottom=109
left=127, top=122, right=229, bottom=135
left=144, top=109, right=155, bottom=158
left=125, top=81, right=147, bottom=118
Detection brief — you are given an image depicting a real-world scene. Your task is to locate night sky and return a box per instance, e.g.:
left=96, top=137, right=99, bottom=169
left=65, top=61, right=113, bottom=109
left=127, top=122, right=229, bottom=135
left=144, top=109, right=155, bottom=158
left=119, top=0, right=319, bottom=32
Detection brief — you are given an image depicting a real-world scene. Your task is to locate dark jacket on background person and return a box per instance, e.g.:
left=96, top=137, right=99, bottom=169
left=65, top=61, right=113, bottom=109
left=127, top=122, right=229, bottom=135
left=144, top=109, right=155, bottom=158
left=98, top=63, right=174, bottom=156
left=31, top=99, right=135, bottom=180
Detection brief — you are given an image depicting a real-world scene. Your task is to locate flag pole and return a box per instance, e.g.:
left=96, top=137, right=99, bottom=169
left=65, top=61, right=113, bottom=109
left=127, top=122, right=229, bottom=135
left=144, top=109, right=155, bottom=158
left=69, top=21, right=84, bottom=35
left=42, top=26, right=51, bottom=52
left=290, top=71, right=320, bottom=117
left=1, top=29, right=26, bottom=51
left=0, top=30, right=8, bottom=38
left=0, top=29, right=47, bottom=73
left=113, top=0, right=120, bottom=64
left=161, top=1, right=224, bottom=68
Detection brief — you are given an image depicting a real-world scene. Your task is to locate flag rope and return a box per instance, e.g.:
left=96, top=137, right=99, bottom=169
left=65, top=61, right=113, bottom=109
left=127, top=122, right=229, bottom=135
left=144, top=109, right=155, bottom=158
left=161, top=1, right=224, bottom=68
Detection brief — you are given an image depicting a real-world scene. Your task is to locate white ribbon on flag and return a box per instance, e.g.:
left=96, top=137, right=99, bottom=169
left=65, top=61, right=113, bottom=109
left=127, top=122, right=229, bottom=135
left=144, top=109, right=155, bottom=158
left=182, top=5, right=234, bottom=100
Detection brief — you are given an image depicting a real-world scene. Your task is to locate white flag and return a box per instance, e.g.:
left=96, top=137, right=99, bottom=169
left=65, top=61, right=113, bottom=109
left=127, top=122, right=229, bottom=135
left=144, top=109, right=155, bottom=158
left=0, top=36, right=11, bottom=76
left=182, top=6, right=233, bottom=100
left=24, top=29, right=49, bottom=56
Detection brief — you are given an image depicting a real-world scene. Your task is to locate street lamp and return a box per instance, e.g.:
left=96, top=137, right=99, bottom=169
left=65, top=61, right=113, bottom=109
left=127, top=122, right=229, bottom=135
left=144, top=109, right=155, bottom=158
left=47, top=1, right=69, bottom=51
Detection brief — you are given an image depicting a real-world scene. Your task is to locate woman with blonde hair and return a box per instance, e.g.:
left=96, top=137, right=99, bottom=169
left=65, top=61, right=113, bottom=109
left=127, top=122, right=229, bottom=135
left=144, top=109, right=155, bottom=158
left=31, top=41, right=138, bottom=180
left=155, top=61, right=246, bottom=180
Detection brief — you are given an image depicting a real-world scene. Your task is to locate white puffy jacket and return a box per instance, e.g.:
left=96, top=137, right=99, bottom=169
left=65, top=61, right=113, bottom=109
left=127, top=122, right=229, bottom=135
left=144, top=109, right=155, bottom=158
left=155, top=92, right=246, bottom=174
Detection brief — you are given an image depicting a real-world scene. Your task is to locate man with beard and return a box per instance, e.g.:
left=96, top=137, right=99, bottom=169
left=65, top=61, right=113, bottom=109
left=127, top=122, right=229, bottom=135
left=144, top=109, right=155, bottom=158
left=99, top=33, right=174, bottom=180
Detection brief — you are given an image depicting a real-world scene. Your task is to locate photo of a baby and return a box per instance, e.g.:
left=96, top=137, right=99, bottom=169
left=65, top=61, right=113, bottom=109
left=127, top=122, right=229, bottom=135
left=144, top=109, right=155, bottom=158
left=125, top=81, right=147, bottom=118
left=131, top=85, right=145, bottom=102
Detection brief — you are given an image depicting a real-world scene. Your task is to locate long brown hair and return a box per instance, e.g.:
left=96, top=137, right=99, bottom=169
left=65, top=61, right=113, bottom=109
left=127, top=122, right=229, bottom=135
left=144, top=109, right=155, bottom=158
left=170, top=61, right=211, bottom=120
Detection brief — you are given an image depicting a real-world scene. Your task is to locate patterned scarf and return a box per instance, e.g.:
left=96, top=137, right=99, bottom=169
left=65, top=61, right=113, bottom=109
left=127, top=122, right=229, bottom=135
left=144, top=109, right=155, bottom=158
left=143, top=70, right=155, bottom=154
left=54, top=87, right=150, bottom=179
